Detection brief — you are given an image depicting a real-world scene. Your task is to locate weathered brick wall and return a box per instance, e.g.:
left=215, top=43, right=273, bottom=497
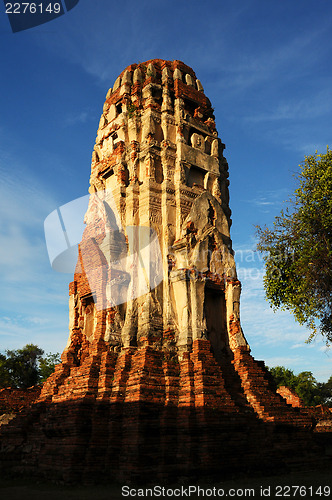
left=277, top=385, right=304, bottom=407
left=275, top=386, right=332, bottom=432
left=36, top=336, right=309, bottom=427
left=1, top=339, right=330, bottom=484
left=0, top=386, right=41, bottom=413
left=232, top=347, right=312, bottom=427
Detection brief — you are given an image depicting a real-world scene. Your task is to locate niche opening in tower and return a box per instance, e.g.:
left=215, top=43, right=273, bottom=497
left=184, top=98, right=198, bottom=118
left=187, top=165, right=205, bottom=188
left=115, top=102, right=122, bottom=116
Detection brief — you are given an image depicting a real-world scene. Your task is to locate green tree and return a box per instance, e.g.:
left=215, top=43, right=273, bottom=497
left=316, top=375, right=332, bottom=407
left=294, top=371, right=321, bottom=406
left=0, top=353, right=10, bottom=388
left=1, top=344, right=44, bottom=388
left=268, top=365, right=296, bottom=389
left=0, top=344, right=60, bottom=388
left=268, top=365, right=323, bottom=406
left=256, top=148, right=332, bottom=342
left=39, top=352, right=61, bottom=383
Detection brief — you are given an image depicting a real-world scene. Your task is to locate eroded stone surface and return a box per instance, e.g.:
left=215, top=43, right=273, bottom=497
left=59, top=59, right=246, bottom=359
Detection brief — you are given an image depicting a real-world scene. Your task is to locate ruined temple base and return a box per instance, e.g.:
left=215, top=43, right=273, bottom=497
left=0, top=339, right=331, bottom=484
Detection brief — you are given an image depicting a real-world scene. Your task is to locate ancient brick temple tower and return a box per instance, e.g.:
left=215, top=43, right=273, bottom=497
left=0, top=60, right=328, bottom=483
left=64, top=58, right=247, bottom=361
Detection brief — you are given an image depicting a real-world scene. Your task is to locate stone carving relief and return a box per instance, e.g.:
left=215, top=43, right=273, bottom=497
left=169, top=192, right=238, bottom=354
left=190, top=132, right=205, bottom=152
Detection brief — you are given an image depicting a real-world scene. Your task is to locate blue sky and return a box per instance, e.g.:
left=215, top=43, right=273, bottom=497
left=0, top=0, right=331, bottom=381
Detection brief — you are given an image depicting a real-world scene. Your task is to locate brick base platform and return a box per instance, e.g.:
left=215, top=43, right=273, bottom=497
left=0, top=339, right=330, bottom=484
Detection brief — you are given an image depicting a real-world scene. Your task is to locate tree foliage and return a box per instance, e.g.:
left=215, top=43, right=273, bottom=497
left=316, top=375, right=332, bottom=407
left=268, top=365, right=332, bottom=407
left=0, top=353, right=10, bottom=388
left=39, top=352, right=61, bottom=383
left=0, top=344, right=61, bottom=389
left=256, top=148, right=332, bottom=342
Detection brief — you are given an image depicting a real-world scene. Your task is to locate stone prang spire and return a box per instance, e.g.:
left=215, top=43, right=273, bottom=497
left=67, top=59, right=247, bottom=359
left=1, top=60, right=327, bottom=485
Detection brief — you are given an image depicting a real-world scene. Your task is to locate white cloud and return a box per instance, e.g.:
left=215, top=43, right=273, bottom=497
left=319, top=345, right=331, bottom=354
left=244, top=89, right=332, bottom=124
left=0, top=311, right=69, bottom=355
left=291, top=343, right=315, bottom=350
left=266, top=127, right=331, bottom=157
left=216, top=20, right=331, bottom=94
left=263, top=355, right=306, bottom=369
left=63, top=110, right=90, bottom=127
left=0, top=156, right=71, bottom=354
left=0, top=156, right=58, bottom=281
left=242, top=188, right=290, bottom=215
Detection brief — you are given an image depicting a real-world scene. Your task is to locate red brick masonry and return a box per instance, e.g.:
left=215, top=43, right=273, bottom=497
left=277, top=385, right=304, bottom=407
left=0, top=338, right=330, bottom=483
left=0, top=386, right=41, bottom=413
